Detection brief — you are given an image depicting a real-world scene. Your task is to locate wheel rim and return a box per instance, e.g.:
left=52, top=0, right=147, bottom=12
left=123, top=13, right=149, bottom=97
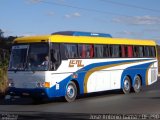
left=124, top=79, right=130, bottom=91
left=134, top=78, right=140, bottom=90
left=67, top=85, right=75, bottom=98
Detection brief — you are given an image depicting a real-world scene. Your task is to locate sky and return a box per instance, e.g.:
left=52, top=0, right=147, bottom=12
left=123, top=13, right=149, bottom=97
left=1, top=0, right=160, bottom=44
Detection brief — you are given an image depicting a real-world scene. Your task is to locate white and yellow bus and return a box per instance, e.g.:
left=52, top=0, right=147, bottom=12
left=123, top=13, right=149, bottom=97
left=7, top=31, right=158, bottom=102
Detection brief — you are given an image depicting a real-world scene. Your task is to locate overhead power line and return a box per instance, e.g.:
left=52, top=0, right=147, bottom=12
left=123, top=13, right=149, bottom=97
left=35, top=0, right=133, bottom=17
left=100, top=0, right=160, bottom=13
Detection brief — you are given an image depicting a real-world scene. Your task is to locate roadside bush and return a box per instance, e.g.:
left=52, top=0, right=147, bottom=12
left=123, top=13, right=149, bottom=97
left=0, top=49, right=9, bottom=96
left=0, top=67, right=8, bottom=96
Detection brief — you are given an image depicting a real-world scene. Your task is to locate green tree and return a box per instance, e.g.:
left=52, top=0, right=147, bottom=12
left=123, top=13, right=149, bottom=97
left=0, top=29, right=4, bottom=38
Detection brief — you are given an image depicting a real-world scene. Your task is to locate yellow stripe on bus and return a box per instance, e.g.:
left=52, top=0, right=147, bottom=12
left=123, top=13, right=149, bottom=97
left=14, top=35, right=156, bottom=46
left=50, top=35, right=156, bottom=46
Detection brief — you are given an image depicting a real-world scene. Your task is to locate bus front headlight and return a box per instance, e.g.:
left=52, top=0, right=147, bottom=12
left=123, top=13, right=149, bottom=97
left=8, top=79, right=14, bottom=87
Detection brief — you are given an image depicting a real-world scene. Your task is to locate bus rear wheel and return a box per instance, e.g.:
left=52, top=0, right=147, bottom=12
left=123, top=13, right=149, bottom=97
left=65, top=81, right=77, bottom=102
left=133, top=76, right=142, bottom=93
left=122, top=76, right=131, bottom=94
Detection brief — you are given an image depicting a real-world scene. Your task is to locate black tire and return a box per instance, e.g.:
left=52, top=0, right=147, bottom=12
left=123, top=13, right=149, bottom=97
left=65, top=81, right=77, bottom=102
left=133, top=75, right=142, bottom=93
left=122, top=76, right=131, bottom=94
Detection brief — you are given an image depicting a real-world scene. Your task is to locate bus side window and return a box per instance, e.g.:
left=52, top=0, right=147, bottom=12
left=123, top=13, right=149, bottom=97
left=60, top=44, right=67, bottom=60
left=149, top=46, right=156, bottom=57
left=51, top=43, right=61, bottom=70
left=94, top=45, right=103, bottom=58
left=144, top=46, right=149, bottom=57
left=128, top=46, right=133, bottom=57
left=103, top=45, right=110, bottom=58
left=139, top=46, right=144, bottom=57
left=60, top=44, right=78, bottom=59
left=121, top=45, right=125, bottom=57
left=133, top=46, right=144, bottom=58
left=78, top=44, right=93, bottom=58
left=133, top=46, right=139, bottom=57
left=111, top=45, right=121, bottom=58
left=121, top=45, right=133, bottom=58
left=65, top=44, right=78, bottom=58
left=90, top=45, right=94, bottom=58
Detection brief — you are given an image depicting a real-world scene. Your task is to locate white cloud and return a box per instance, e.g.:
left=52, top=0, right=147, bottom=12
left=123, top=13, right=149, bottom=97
left=112, top=15, right=160, bottom=25
left=116, top=30, right=142, bottom=36
left=65, top=12, right=81, bottom=18
left=143, top=28, right=160, bottom=33
left=57, top=0, right=65, bottom=2
left=65, top=14, right=71, bottom=18
left=27, top=0, right=42, bottom=4
left=46, top=11, right=55, bottom=16
left=21, top=32, right=38, bottom=36
left=73, top=12, right=81, bottom=17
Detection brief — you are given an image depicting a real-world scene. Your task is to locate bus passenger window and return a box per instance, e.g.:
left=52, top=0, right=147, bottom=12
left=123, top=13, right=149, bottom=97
left=66, top=44, right=78, bottom=58
left=133, top=46, right=144, bottom=58
left=139, top=46, right=144, bottom=57
left=121, top=45, right=133, bottom=58
left=133, top=46, right=139, bottom=57
left=121, top=45, right=125, bottom=57
left=78, top=44, right=93, bottom=58
left=144, top=46, right=150, bottom=57
left=127, top=46, right=133, bottom=58
left=60, top=44, right=78, bottom=59
left=94, top=45, right=103, bottom=58
left=90, top=45, right=94, bottom=58
left=103, top=45, right=110, bottom=58
left=110, top=45, right=121, bottom=58
left=149, top=46, right=156, bottom=57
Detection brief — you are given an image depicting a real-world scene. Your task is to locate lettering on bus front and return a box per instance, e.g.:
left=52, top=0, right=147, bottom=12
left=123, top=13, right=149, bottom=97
left=69, top=60, right=84, bottom=67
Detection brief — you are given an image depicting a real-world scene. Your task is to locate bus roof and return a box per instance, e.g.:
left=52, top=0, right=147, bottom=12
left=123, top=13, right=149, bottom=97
left=51, top=31, right=112, bottom=38
left=14, top=34, right=156, bottom=46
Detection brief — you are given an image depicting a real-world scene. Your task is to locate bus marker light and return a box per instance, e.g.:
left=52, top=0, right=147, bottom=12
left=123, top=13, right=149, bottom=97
left=72, top=73, right=78, bottom=79
left=56, top=83, right=59, bottom=90
left=45, top=82, right=50, bottom=88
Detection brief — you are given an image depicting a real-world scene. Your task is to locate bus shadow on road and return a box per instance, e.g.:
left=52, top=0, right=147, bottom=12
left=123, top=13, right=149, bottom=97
left=148, top=97, right=160, bottom=99
left=76, top=89, right=123, bottom=100
left=0, top=97, right=34, bottom=105
left=0, top=89, right=124, bottom=105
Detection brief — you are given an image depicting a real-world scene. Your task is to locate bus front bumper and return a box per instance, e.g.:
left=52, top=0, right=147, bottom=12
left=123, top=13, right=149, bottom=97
left=7, top=87, right=49, bottom=98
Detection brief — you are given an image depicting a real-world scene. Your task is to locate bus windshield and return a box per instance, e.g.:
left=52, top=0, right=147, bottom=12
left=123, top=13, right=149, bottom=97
left=9, top=43, right=49, bottom=71
left=9, top=45, right=28, bottom=70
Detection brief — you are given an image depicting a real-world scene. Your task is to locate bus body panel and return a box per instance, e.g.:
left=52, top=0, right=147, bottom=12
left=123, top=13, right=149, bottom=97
left=8, top=58, right=158, bottom=99
left=7, top=33, right=158, bottom=100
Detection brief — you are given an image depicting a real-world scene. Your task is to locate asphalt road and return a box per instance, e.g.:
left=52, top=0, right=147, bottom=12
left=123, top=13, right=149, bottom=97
left=0, top=78, right=160, bottom=119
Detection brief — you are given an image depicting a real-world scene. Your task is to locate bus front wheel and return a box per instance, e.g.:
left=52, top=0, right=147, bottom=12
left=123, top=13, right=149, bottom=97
left=65, top=81, right=77, bottom=102
left=122, top=76, right=131, bottom=94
